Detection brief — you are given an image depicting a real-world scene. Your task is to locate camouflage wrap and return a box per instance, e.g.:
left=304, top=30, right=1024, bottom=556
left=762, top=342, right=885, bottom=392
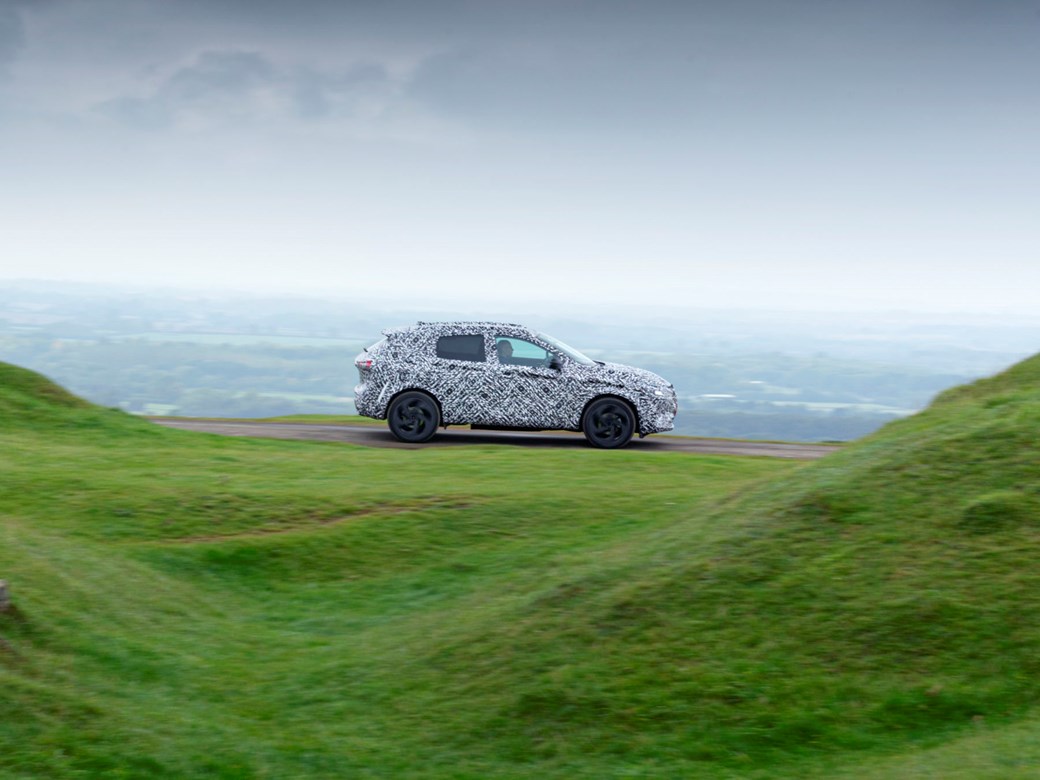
left=354, top=321, right=677, bottom=436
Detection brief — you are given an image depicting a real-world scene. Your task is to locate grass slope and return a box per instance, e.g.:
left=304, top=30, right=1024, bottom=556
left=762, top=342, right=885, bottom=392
left=1, top=357, right=1039, bottom=778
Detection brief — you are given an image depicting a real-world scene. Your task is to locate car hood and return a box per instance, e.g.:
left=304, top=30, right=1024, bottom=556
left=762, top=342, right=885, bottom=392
left=579, top=360, right=670, bottom=390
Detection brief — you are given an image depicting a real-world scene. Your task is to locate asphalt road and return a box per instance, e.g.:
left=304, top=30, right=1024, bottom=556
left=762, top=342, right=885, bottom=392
left=151, top=419, right=838, bottom=460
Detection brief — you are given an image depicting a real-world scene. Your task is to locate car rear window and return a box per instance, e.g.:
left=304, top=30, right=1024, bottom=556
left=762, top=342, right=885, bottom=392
left=436, top=334, right=486, bottom=362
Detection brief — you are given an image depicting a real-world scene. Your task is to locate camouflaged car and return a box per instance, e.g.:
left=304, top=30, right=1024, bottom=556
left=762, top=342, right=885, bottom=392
left=354, top=321, right=677, bottom=448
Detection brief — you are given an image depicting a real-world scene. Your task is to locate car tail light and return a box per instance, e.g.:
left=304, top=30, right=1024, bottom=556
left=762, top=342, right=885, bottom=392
left=355, top=357, right=375, bottom=370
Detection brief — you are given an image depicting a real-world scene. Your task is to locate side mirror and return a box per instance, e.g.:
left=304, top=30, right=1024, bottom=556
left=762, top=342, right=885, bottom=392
left=548, top=355, right=563, bottom=371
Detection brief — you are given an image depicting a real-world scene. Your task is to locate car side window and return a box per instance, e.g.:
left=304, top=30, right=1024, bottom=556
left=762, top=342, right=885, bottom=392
left=495, top=336, right=551, bottom=367
left=436, top=334, right=486, bottom=362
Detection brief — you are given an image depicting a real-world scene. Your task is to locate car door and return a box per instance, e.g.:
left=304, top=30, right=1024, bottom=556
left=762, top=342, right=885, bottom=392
left=486, top=335, right=567, bottom=428
left=429, top=333, right=498, bottom=425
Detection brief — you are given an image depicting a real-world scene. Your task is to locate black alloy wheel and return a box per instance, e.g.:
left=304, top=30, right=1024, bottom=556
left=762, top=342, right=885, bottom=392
left=387, top=391, right=441, bottom=443
left=582, top=397, right=636, bottom=449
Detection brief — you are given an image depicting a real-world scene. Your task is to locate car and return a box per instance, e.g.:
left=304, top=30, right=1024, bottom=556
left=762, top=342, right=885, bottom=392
left=353, top=321, right=677, bottom=448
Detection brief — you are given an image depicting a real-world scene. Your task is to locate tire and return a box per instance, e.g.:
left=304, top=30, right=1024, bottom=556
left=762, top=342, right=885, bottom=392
left=582, top=397, right=636, bottom=449
left=387, top=391, right=441, bottom=443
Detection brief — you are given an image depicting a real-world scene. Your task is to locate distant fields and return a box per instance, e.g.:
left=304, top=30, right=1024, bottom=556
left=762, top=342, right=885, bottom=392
left=3, top=356, right=1040, bottom=778
left=6, top=285, right=1024, bottom=440
left=116, top=331, right=368, bottom=347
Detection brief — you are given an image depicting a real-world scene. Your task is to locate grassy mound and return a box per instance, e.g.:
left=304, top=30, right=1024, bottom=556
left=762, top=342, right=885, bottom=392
left=0, top=361, right=91, bottom=416
left=483, top=352, right=1040, bottom=767
left=1, top=356, right=1039, bottom=778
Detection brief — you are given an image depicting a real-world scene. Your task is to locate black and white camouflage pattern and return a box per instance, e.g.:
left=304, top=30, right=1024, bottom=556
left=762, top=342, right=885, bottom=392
left=353, top=321, right=677, bottom=436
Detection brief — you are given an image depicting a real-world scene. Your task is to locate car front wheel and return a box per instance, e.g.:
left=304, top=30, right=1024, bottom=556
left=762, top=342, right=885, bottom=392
left=582, top=397, right=636, bottom=449
left=387, top=391, right=441, bottom=443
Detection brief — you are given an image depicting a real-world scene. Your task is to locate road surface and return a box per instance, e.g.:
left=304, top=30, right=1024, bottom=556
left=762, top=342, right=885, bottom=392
left=151, top=419, right=838, bottom=460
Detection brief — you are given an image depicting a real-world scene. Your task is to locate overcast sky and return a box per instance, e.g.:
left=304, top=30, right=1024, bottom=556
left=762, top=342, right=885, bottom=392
left=2, top=0, right=1038, bottom=313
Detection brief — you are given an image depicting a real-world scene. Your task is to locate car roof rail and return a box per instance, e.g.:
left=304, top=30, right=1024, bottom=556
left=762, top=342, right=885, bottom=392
left=415, top=320, right=526, bottom=328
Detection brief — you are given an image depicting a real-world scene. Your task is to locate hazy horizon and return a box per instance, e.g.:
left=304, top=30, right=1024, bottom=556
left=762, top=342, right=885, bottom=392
left=2, top=1, right=1038, bottom=314
left=7, top=276, right=1040, bottom=330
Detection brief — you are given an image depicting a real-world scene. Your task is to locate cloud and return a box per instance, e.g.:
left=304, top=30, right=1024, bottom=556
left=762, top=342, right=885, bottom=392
left=97, top=50, right=279, bottom=129
left=406, top=42, right=706, bottom=133
left=96, top=48, right=400, bottom=131
left=160, top=50, right=276, bottom=102
left=0, top=3, right=26, bottom=70
left=290, top=61, right=393, bottom=120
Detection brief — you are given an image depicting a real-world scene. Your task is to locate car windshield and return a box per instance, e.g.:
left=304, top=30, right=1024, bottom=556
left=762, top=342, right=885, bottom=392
left=536, top=331, right=596, bottom=366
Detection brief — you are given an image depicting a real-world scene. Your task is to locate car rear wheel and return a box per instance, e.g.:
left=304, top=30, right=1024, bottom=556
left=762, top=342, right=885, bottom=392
left=387, top=391, right=441, bottom=443
left=582, top=397, right=636, bottom=449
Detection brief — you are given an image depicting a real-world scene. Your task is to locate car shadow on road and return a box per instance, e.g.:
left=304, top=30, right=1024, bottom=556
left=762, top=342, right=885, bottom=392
left=359, top=427, right=663, bottom=450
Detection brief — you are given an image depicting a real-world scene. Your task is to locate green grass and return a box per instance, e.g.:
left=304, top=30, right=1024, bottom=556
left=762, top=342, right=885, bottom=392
left=2, top=356, right=1040, bottom=778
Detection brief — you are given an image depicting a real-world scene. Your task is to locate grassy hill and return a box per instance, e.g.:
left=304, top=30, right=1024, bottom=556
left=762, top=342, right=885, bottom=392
left=1, top=357, right=1038, bottom=778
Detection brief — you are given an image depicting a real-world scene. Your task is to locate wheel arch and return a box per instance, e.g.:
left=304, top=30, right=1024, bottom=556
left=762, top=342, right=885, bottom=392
left=580, top=393, right=641, bottom=431
left=385, top=387, right=444, bottom=421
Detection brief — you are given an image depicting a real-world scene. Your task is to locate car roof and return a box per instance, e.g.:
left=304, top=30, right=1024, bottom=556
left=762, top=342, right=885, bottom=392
left=383, top=321, right=531, bottom=337
left=415, top=320, right=526, bottom=329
